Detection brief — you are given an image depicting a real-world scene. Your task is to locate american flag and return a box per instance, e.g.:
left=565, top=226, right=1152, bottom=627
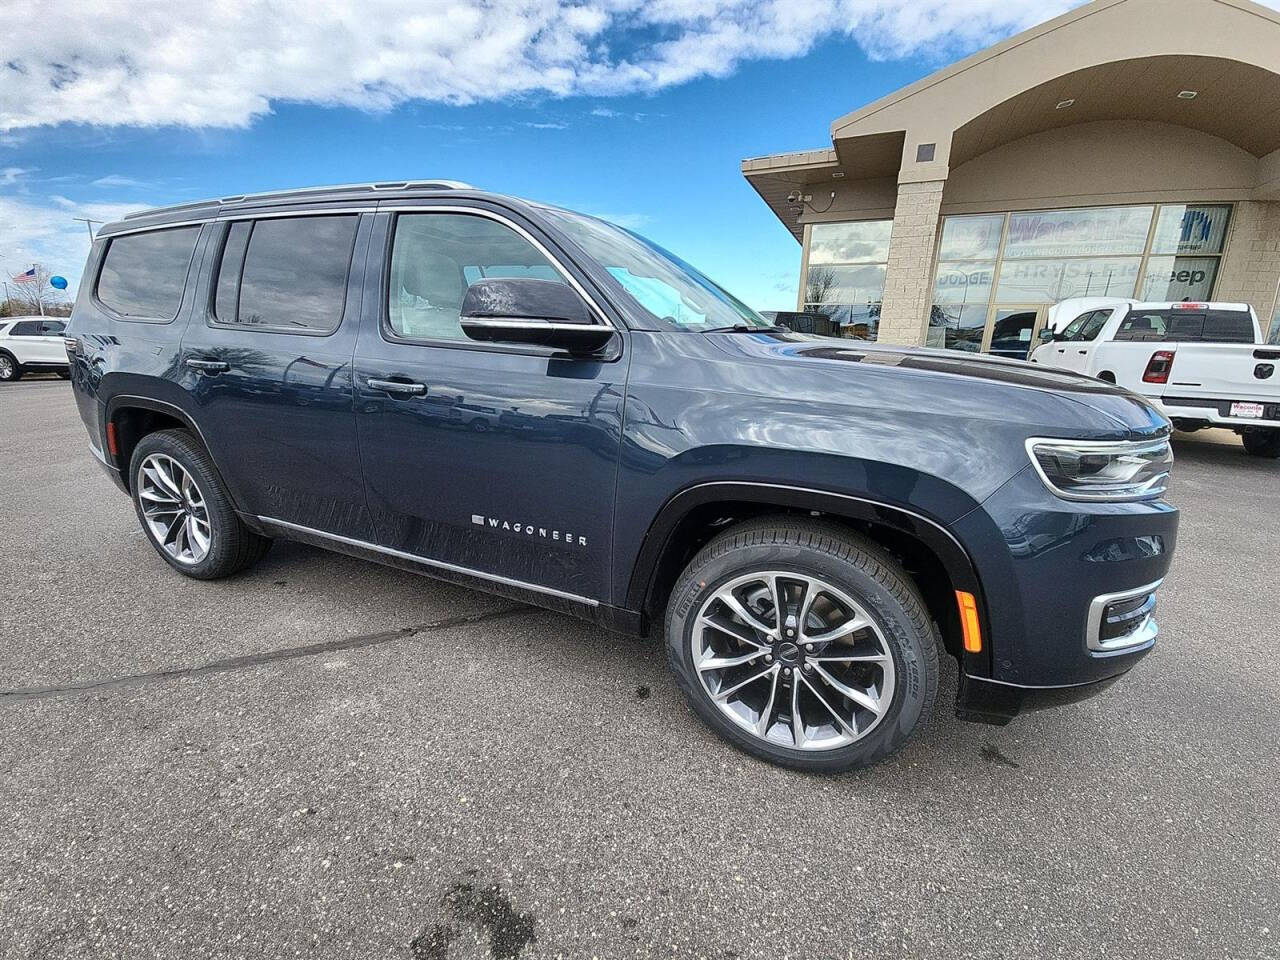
left=11, top=267, right=37, bottom=284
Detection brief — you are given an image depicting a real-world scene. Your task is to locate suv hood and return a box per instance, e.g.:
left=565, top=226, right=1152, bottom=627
left=704, top=329, right=1168, bottom=437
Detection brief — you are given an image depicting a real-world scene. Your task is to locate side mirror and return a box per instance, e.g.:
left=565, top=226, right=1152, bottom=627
left=1038, top=328, right=1056, bottom=342
left=459, top=278, right=614, bottom=356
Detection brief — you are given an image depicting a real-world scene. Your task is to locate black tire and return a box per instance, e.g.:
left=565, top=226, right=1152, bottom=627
left=665, top=517, right=939, bottom=773
left=1098, top=371, right=1116, bottom=384
left=129, top=429, right=272, bottom=579
left=0, top=352, right=22, bottom=382
left=1242, top=428, right=1280, bottom=459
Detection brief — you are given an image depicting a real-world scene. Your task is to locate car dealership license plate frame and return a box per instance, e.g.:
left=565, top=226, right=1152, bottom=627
left=1230, top=401, right=1265, bottom=419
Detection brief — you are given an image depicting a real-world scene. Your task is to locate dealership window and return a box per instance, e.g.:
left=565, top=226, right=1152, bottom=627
left=803, top=220, right=892, bottom=340
left=1139, top=204, right=1232, bottom=301
left=929, top=203, right=1234, bottom=356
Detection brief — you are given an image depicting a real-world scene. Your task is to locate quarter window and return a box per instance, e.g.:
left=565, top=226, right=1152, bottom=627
left=97, top=226, right=201, bottom=319
left=214, top=215, right=357, bottom=333
left=387, top=213, right=566, bottom=341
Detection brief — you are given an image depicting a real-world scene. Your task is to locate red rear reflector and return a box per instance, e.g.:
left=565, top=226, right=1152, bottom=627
left=956, top=591, right=982, bottom=654
left=1143, top=350, right=1175, bottom=384
left=106, top=421, right=119, bottom=457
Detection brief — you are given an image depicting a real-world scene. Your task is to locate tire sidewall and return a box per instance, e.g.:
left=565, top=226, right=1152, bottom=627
left=666, top=534, right=934, bottom=772
left=130, top=431, right=244, bottom=580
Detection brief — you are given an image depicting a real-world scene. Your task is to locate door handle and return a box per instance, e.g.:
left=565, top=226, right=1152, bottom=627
left=367, top=378, right=426, bottom=396
left=1077, top=350, right=1088, bottom=355
left=186, top=358, right=229, bottom=373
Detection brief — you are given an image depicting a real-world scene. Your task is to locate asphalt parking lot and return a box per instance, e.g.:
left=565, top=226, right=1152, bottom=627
left=1, top=377, right=1277, bottom=960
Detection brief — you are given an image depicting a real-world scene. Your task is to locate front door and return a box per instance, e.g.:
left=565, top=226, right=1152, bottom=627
left=177, top=211, right=376, bottom=540
left=352, top=207, right=624, bottom=603
left=986, top=307, right=1046, bottom=360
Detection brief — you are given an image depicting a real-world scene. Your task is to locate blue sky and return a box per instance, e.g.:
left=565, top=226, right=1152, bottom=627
left=0, top=1, right=1079, bottom=310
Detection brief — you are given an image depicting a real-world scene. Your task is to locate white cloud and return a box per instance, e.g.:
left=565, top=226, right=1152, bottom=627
left=2, top=167, right=34, bottom=185
left=0, top=0, right=1098, bottom=132
left=90, top=174, right=150, bottom=188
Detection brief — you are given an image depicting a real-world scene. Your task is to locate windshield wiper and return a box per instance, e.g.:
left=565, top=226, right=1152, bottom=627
left=702, top=323, right=782, bottom=334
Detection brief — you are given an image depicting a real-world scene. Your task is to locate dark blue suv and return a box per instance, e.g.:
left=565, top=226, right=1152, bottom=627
left=65, top=181, right=1178, bottom=772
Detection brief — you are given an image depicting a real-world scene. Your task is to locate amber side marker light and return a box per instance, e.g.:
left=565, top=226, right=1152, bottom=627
left=956, top=590, right=982, bottom=653
left=106, top=421, right=119, bottom=457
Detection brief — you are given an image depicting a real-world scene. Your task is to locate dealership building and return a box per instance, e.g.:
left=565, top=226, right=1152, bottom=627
left=743, top=0, right=1280, bottom=356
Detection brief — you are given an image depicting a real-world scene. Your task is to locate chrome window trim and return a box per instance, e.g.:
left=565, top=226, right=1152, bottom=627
left=378, top=204, right=617, bottom=333
left=1024, top=435, right=1172, bottom=502
left=216, top=207, right=376, bottom=222
left=461, top=318, right=600, bottom=332
left=100, top=219, right=214, bottom=239
left=1086, top=578, right=1163, bottom=655
left=257, top=515, right=599, bottom=607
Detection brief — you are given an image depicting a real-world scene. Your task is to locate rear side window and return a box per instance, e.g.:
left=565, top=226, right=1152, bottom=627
left=97, top=226, right=201, bottom=319
left=10, top=320, right=42, bottom=336
left=213, top=215, right=358, bottom=333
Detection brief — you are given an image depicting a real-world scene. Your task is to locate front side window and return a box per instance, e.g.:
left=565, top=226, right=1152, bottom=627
left=1058, top=310, right=1098, bottom=341
left=214, top=215, right=357, bottom=333
left=40, top=320, right=66, bottom=336
left=539, top=207, right=770, bottom=333
left=97, top=226, right=201, bottom=319
left=388, top=213, right=569, bottom=341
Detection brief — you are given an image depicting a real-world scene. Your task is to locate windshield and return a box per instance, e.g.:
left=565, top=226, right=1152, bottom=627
left=538, top=207, right=773, bottom=332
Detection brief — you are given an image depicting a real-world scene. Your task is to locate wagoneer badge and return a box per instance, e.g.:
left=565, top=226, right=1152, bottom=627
left=472, top=514, right=587, bottom=547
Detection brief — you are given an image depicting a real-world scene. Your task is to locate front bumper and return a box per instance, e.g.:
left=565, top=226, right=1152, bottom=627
left=949, top=463, right=1177, bottom=720
left=956, top=671, right=1129, bottom=725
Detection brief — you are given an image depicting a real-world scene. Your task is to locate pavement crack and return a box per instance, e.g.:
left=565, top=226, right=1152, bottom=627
left=1, top=605, right=534, bottom=705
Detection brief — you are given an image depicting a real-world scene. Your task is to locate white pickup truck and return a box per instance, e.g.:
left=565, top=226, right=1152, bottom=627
left=1030, top=298, right=1280, bottom=458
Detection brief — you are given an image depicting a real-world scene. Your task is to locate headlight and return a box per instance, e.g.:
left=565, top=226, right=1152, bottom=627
left=1025, top=436, right=1172, bottom=502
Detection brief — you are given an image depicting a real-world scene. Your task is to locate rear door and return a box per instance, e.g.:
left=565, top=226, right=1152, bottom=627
left=36, top=319, right=68, bottom=363
left=177, top=208, right=377, bottom=540
left=352, top=204, right=625, bottom=603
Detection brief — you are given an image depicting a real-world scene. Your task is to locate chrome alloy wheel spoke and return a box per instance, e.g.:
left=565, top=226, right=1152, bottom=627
left=139, top=454, right=211, bottom=565
left=690, top=570, right=895, bottom=752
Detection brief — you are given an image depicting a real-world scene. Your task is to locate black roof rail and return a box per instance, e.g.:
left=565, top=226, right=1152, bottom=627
left=122, top=180, right=473, bottom=220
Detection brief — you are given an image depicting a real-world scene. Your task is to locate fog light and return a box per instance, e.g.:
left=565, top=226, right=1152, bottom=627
left=1087, top=580, right=1162, bottom=654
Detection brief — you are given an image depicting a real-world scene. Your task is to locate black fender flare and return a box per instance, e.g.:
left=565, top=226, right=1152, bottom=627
left=101, top=394, right=248, bottom=519
left=625, top=480, right=991, bottom=671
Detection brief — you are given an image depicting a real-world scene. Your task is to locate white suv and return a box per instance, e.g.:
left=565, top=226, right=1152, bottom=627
left=0, top=316, right=70, bottom=382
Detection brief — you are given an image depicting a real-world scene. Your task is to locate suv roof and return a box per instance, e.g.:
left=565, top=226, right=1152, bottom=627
left=100, top=179, right=479, bottom=237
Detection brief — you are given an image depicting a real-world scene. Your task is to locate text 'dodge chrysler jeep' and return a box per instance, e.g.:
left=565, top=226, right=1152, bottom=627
left=65, top=181, right=1178, bottom=772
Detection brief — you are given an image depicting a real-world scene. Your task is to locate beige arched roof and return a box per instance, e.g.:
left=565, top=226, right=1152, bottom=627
left=744, top=0, right=1280, bottom=239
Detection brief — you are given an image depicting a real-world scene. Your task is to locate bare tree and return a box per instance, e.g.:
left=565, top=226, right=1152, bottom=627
left=804, top=266, right=839, bottom=305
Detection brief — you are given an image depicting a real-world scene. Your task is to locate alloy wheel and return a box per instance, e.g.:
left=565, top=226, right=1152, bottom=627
left=138, top=453, right=212, bottom=565
left=691, top=570, right=896, bottom=751
left=0, top=356, right=14, bottom=380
